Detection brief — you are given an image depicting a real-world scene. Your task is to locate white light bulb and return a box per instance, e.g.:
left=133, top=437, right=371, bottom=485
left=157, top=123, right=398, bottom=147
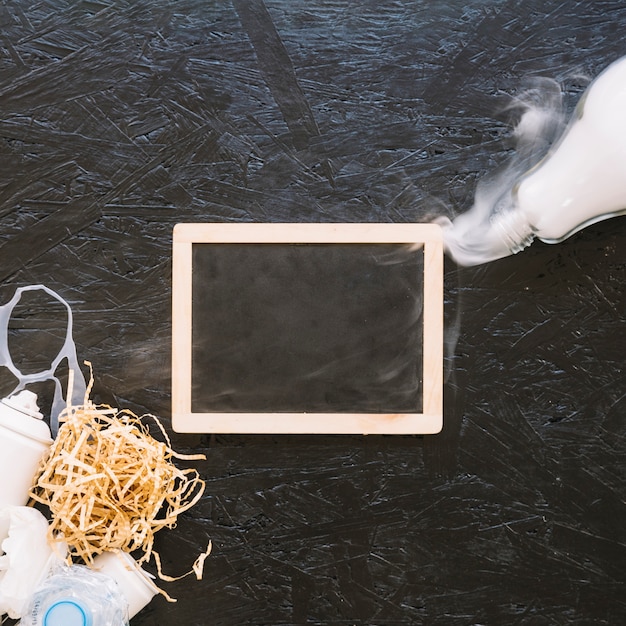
left=443, top=56, right=626, bottom=265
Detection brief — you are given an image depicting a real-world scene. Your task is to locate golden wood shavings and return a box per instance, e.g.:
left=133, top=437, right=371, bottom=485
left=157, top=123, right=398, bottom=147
left=30, top=393, right=207, bottom=573
left=152, top=540, right=212, bottom=583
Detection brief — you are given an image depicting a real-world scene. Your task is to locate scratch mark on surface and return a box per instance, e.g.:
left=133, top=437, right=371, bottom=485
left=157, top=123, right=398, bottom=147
left=0, top=199, right=101, bottom=282
left=232, top=0, right=320, bottom=152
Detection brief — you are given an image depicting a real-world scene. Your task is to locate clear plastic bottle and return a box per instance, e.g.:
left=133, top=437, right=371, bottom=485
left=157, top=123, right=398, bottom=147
left=19, top=564, right=129, bottom=626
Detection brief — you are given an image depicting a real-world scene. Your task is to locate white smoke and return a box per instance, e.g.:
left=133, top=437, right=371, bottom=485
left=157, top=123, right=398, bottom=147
left=437, top=76, right=569, bottom=266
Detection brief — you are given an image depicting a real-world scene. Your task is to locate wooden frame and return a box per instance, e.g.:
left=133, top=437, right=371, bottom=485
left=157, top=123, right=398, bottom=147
left=172, top=223, right=443, bottom=434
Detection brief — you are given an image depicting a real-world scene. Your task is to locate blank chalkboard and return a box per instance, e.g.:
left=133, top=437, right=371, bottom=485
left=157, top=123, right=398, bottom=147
left=172, top=223, right=443, bottom=434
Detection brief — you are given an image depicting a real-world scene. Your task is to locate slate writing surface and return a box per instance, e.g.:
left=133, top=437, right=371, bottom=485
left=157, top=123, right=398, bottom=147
left=191, top=243, right=424, bottom=413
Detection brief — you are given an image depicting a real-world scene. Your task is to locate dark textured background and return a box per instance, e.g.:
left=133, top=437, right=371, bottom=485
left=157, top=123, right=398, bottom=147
left=1, top=1, right=624, bottom=624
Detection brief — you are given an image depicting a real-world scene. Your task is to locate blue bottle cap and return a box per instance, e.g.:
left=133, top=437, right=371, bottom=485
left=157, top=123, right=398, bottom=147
left=43, top=599, right=92, bottom=626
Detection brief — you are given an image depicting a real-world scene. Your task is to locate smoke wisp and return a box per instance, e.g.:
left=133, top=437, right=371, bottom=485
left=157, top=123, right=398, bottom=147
left=437, top=77, right=569, bottom=266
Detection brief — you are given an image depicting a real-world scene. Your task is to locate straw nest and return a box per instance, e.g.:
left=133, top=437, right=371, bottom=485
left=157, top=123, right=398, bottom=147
left=30, top=385, right=207, bottom=572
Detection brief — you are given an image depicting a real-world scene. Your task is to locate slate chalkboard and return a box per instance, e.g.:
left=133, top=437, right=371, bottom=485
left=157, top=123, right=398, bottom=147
left=172, top=223, right=443, bottom=434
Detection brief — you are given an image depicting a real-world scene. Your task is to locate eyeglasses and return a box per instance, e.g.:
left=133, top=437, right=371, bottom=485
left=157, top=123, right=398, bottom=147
left=0, top=285, right=86, bottom=435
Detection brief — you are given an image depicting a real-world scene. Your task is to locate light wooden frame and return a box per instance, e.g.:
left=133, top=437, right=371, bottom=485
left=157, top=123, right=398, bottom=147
left=172, top=223, right=443, bottom=434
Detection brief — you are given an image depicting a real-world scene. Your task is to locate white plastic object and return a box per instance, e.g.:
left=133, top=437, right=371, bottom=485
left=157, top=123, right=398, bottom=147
left=0, top=506, right=67, bottom=620
left=504, top=55, right=626, bottom=246
left=0, top=390, right=52, bottom=513
left=19, top=564, right=129, bottom=626
left=442, top=55, right=626, bottom=266
left=93, top=551, right=159, bottom=619
left=0, top=284, right=87, bottom=436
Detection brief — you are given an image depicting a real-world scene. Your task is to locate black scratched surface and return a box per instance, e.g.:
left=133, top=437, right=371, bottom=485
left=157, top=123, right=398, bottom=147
left=0, top=1, right=625, bottom=624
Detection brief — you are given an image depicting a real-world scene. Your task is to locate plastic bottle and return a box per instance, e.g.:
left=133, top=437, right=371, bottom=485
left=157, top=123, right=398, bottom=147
left=19, top=564, right=129, bottom=626
left=93, top=551, right=160, bottom=619
left=499, top=55, right=626, bottom=248
left=0, top=391, right=52, bottom=546
left=442, top=55, right=626, bottom=266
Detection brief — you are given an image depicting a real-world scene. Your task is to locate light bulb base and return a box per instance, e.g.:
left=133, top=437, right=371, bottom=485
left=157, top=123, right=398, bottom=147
left=490, top=209, right=536, bottom=255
